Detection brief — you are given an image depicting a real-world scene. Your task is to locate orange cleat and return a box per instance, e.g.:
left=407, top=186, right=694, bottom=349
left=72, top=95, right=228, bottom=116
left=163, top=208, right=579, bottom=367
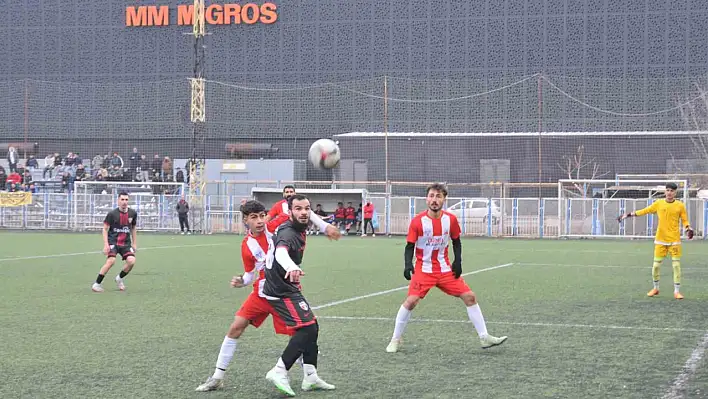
left=647, top=288, right=659, bottom=297
left=674, top=292, right=684, bottom=300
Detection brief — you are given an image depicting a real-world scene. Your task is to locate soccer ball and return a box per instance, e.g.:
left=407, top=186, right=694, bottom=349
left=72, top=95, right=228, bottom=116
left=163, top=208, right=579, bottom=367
left=308, top=139, right=341, bottom=169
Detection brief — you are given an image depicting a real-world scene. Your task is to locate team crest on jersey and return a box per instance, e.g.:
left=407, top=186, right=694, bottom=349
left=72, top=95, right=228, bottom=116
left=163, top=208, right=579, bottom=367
left=299, top=301, right=309, bottom=311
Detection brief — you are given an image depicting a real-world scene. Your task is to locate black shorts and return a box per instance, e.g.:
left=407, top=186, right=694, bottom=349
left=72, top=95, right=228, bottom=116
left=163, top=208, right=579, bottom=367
left=107, top=245, right=135, bottom=260
left=267, top=293, right=317, bottom=330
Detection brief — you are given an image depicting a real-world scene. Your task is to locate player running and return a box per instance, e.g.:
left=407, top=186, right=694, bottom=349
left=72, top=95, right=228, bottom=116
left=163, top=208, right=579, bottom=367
left=386, top=183, right=508, bottom=352
left=265, top=184, right=296, bottom=223
left=92, top=192, right=138, bottom=292
left=263, top=194, right=335, bottom=397
left=618, top=182, right=693, bottom=299
left=195, top=200, right=338, bottom=392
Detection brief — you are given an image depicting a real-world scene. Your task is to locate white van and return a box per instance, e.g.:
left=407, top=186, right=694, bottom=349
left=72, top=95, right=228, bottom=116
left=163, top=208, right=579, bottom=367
left=447, top=199, right=503, bottom=224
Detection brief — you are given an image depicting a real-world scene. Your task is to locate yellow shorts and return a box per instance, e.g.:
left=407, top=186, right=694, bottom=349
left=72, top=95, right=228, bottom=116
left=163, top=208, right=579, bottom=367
left=654, top=244, right=681, bottom=261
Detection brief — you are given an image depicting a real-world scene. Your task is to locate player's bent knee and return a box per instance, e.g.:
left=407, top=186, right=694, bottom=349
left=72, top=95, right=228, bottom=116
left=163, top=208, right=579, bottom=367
left=228, top=317, right=250, bottom=338
left=403, top=296, right=420, bottom=310
left=125, top=256, right=136, bottom=266
left=460, top=291, right=477, bottom=306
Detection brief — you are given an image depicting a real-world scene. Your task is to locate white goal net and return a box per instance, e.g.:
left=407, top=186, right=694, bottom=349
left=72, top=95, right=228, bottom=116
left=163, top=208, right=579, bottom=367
left=558, top=179, right=690, bottom=239
left=72, top=181, right=186, bottom=231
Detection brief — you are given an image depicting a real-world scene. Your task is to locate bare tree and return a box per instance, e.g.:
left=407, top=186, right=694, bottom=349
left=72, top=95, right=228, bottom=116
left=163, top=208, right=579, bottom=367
left=676, top=81, right=708, bottom=189
left=558, top=144, right=609, bottom=197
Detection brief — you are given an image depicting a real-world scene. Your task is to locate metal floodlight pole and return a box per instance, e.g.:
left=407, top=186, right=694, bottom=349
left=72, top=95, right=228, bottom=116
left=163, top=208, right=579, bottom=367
left=189, top=0, right=207, bottom=234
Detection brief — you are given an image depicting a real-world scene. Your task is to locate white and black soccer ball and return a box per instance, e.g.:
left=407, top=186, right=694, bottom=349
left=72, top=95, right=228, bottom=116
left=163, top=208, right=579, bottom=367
left=308, top=139, right=341, bottom=169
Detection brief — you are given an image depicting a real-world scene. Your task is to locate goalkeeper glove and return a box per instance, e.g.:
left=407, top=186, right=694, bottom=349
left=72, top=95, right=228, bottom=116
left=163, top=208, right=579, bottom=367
left=686, top=227, right=694, bottom=240
left=403, top=263, right=414, bottom=281
left=617, top=212, right=633, bottom=222
left=452, top=260, right=462, bottom=279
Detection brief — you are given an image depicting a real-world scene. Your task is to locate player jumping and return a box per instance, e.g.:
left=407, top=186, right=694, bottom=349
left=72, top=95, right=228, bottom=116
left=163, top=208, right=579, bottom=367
left=618, top=182, right=693, bottom=299
left=263, top=194, right=335, bottom=397
left=92, top=192, right=138, bottom=292
left=386, top=183, right=508, bottom=352
left=195, top=200, right=339, bottom=392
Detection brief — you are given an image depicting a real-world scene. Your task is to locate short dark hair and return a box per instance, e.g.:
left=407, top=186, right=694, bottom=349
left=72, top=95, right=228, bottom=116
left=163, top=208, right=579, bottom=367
left=426, top=183, right=448, bottom=197
left=240, top=200, right=266, bottom=216
left=118, top=191, right=129, bottom=198
left=283, top=185, right=295, bottom=192
left=666, top=182, right=678, bottom=190
left=288, top=194, right=309, bottom=209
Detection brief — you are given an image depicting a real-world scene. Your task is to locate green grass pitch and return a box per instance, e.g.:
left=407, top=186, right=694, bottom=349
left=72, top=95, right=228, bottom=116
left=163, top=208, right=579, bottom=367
left=2, top=231, right=708, bottom=398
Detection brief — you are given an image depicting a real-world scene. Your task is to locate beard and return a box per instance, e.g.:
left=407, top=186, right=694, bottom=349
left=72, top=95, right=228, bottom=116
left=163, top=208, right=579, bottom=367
left=290, top=214, right=310, bottom=229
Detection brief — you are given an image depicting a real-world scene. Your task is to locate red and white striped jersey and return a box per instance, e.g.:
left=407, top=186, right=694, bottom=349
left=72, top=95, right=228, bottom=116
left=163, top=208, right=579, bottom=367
left=407, top=210, right=461, bottom=274
left=240, top=216, right=286, bottom=297
left=268, top=199, right=289, bottom=219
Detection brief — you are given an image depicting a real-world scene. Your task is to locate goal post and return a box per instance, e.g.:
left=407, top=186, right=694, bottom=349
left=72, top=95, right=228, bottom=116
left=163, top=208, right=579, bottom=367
left=557, top=179, right=689, bottom=239
left=72, top=181, right=186, bottom=231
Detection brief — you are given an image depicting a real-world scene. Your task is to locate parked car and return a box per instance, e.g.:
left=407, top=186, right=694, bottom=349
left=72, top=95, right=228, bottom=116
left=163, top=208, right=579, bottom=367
left=448, top=199, right=503, bottom=224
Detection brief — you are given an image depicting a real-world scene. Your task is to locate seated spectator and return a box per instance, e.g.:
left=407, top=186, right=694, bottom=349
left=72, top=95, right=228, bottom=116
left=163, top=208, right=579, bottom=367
left=6, top=171, right=21, bottom=187
left=91, top=153, right=103, bottom=172
left=75, top=164, right=87, bottom=181
left=22, top=170, right=32, bottom=185
left=61, top=172, right=72, bottom=192
left=64, top=152, right=75, bottom=167
left=176, top=168, right=185, bottom=183
left=23, top=183, right=36, bottom=193
left=26, top=155, right=39, bottom=169
left=110, top=152, right=123, bottom=169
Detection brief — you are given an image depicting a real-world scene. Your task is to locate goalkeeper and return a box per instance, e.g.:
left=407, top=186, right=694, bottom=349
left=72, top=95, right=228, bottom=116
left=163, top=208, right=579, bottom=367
left=618, top=182, right=693, bottom=300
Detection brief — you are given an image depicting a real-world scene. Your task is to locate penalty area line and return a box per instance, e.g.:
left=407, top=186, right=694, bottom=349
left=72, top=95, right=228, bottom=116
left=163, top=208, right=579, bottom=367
left=0, top=243, right=227, bottom=263
left=311, top=263, right=515, bottom=311
left=317, top=315, right=706, bottom=333
left=662, top=331, right=708, bottom=399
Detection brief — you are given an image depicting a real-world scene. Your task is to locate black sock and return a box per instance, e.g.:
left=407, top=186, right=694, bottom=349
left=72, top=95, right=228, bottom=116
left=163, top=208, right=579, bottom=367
left=96, top=274, right=105, bottom=284
left=119, top=270, right=129, bottom=279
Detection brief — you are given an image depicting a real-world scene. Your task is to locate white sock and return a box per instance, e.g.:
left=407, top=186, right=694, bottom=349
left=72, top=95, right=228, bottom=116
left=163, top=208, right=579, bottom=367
left=674, top=283, right=681, bottom=294
left=303, top=363, right=317, bottom=377
left=275, top=357, right=288, bottom=372
left=466, top=304, right=488, bottom=338
left=212, top=336, right=238, bottom=379
left=392, top=306, right=412, bottom=340
left=296, top=355, right=306, bottom=376
left=654, top=280, right=660, bottom=290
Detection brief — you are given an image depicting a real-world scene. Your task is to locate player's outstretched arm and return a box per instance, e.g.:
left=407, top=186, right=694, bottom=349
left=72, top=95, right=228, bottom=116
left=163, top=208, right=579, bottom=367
left=618, top=202, right=658, bottom=222
left=451, top=237, right=462, bottom=279
left=309, top=210, right=341, bottom=240
left=403, top=242, right=415, bottom=280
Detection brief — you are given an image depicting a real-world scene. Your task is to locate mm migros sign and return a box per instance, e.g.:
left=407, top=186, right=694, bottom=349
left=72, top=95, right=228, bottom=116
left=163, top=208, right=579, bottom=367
left=125, top=3, right=278, bottom=27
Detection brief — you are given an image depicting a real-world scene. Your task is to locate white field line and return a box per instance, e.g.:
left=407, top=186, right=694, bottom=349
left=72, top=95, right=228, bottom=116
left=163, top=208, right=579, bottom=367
left=317, top=315, right=706, bottom=333
left=518, top=263, right=708, bottom=272
left=662, top=332, right=708, bottom=399
left=311, top=262, right=515, bottom=311
left=0, top=243, right=227, bottom=263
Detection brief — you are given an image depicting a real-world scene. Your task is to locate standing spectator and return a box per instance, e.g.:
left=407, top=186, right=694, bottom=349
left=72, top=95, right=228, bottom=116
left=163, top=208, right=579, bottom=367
left=128, top=147, right=140, bottom=181
left=362, top=200, right=375, bottom=237
left=138, top=154, right=150, bottom=182
left=7, top=146, right=18, bottom=173
left=91, top=153, right=103, bottom=173
left=73, top=153, right=82, bottom=166
left=26, top=155, right=38, bottom=169
left=0, top=166, right=6, bottom=190
left=162, top=156, right=173, bottom=182
left=151, top=154, right=162, bottom=176
left=176, top=198, right=190, bottom=234
left=44, top=153, right=56, bottom=179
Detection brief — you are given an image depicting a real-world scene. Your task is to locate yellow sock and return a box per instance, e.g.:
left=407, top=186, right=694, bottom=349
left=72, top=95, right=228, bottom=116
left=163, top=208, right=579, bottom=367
left=672, top=260, right=681, bottom=292
left=652, top=259, right=662, bottom=287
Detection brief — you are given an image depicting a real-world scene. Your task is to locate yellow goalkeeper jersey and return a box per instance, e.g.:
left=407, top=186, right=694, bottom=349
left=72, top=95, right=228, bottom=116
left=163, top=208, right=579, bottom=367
left=635, top=199, right=689, bottom=245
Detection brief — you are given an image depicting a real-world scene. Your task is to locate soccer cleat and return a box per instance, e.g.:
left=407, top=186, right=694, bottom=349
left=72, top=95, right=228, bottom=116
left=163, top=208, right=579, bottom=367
left=386, top=339, right=401, bottom=353
left=647, top=288, right=659, bottom=297
left=115, top=275, right=126, bottom=291
left=480, top=334, right=508, bottom=349
left=675, top=292, right=684, bottom=300
left=91, top=283, right=104, bottom=292
left=266, top=368, right=296, bottom=397
left=195, top=377, right=224, bottom=392
left=301, top=373, right=335, bottom=391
